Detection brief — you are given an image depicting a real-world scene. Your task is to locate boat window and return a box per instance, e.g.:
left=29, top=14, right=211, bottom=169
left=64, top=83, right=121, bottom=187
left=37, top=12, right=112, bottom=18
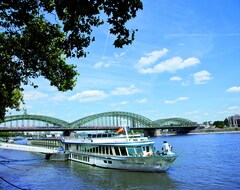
left=119, top=147, right=127, bottom=156
left=81, top=146, right=85, bottom=152
left=114, top=147, right=120, bottom=156
left=135, top=147, right=142, bottom=155
left=71, top=145, right=75, bottom=150
left=146, top=146, right=150, bottom=152
left=110, top=147, right=113, bottom=155
left=96, top=147, right=99, bottom=154
left=127, top=147, right=135, bottom=156
left=104, top=146, right=107, bottom=154
left=101, top=146, right=104, bottom=154
left=97, top=134, right=101, bottom=138
left=106, top=146, right=109, bottom=154
left=142, top=146, right=146, bottom=151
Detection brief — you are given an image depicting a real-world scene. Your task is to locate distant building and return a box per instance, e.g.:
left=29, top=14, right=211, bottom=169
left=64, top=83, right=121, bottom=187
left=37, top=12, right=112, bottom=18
left=228, top=114, right=240, bottom=127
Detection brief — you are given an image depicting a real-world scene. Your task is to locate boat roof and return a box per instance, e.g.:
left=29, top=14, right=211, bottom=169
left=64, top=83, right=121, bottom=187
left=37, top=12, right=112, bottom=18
left=62, top=139, right=155, bottom=147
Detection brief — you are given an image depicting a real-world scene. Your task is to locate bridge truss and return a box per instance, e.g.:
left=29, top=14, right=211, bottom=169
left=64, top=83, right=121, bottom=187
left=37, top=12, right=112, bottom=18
left=1, top=114, right=69, bottom=129
left=70, top=111, right=154, bottom=128
left=0, top=112, right=197, bottom=131
left=154, top=118, right=197, bottom=127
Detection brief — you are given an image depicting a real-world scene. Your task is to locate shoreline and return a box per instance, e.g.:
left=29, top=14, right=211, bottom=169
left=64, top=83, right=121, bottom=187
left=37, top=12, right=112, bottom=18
left=188, top=130, right=240, bottom=135
left=160, top=128, right=240, bottom=136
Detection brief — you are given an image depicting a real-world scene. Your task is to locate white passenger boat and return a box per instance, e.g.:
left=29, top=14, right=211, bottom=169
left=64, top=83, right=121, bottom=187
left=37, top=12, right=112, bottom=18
left=28, top=129, right=178, bottom=172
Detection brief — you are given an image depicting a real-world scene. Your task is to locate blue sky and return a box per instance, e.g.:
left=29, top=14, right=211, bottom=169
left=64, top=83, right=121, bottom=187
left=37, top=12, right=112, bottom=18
left=8, top=0, right=240, bottom=123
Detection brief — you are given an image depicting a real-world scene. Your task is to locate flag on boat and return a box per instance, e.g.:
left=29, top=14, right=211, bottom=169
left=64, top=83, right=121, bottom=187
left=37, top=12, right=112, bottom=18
left=116, top=127, right=124, bottom=133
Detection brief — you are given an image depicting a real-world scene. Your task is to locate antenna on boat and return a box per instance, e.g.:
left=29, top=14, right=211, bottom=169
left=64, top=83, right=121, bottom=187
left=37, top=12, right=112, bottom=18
left=124, top=126, right=130, bottom=141
left=123, top=120, right=129, bottom=142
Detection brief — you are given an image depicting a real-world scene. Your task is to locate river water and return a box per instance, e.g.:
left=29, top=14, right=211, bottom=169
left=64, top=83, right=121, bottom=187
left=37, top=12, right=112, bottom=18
left=1, top=133, right=240, bottom=190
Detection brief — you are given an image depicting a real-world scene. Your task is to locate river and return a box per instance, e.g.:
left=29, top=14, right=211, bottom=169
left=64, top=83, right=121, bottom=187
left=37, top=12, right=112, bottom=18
left=1, top=133, right=240, bottom=190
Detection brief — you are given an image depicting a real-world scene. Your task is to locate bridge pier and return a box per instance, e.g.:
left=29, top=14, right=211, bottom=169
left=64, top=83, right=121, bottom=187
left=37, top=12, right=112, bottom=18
left=143, top=129, right=162, bottom=137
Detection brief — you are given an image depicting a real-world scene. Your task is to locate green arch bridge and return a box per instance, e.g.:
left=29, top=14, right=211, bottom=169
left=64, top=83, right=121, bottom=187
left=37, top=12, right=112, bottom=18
left=0, top=111, right=198, bottom=135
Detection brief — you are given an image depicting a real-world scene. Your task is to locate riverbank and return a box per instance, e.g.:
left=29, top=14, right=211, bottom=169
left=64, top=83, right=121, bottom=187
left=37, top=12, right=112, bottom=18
left=160, top=127, right=240, bottom=136
left=189, top=127, right=240, bottom=135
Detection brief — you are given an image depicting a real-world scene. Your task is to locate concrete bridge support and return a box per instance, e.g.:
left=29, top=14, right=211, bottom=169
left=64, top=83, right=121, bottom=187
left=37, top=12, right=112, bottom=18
left=143, top=129, right=162, bottom=137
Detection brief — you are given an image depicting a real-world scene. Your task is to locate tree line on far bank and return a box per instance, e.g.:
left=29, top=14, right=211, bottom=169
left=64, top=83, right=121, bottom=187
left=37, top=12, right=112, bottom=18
left=203, top=118, right=230, bottom=128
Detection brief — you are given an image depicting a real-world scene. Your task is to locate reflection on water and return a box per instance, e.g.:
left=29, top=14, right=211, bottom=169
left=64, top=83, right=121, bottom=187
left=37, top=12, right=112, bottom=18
left=68, top=161, right=177, bottom=190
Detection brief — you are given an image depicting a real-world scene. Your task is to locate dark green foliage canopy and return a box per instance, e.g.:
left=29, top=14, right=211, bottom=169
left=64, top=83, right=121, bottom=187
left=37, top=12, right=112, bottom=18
left=0, top=0, right=143, bottom=121
left=213, top=120, right=225, bottom=128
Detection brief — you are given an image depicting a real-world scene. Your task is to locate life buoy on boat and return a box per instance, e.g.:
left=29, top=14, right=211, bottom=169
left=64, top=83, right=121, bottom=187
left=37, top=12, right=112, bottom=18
left=147, top=153, right=152, bottom=156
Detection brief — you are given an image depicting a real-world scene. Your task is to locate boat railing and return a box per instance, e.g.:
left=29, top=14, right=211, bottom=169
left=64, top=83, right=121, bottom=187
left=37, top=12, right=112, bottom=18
left=61, top=135, right=149, bottom=143
left=61, top=136, right=92, bottom=143
left=128, top=137, right=149, bottom=142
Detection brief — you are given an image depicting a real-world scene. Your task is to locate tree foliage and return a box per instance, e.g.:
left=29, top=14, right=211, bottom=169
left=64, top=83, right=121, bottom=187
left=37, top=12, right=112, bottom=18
left=224, top=118, right=229, bottom=127
left=213, top=120, right=225, bottom=128
left=0, top=0, right=143, bottom=121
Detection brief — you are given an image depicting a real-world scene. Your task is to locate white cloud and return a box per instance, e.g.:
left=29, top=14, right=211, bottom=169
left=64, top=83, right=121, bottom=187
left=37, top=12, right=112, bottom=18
left=135, top=98, right=147, bottom=104
left=51, top=85, right=142, bottom=104
left=114, top=52, right=126, bottom=58
left=138, top=48, right=168, bottom=67
left=93, top=61, right=111, bottom=69
left=151, top=57, right=200, bottom=73
left=24, top=90, right=48, bottom=100
left=176, top=96, right=189, bottom=101
left=164, top=100, right=176, bottom=104
left=185, top=111, right=199, bottom=115
left=136, top=48, right=200, bottom=74
left=217, top=106, right=240, bottom=115
left=110, top=101, right=129, bottom=107
left=226, top=86, right=240, bottom=93
left=111, top=85, right=142, bottom=95
left=69, top=90, right=108, bottom=103
left=164, top=96, right=189, bottom=104
left=119, top=101, right=129, bottom=105
left=227, top=106, right=240, bottom=110
left=193, top=70, right=213, bottom=84
left=170, top=76, right=182, bottom=81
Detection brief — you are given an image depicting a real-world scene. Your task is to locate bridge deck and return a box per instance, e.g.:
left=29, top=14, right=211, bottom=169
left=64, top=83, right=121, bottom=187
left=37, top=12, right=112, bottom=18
left=0, top=142, right=58, bottom=154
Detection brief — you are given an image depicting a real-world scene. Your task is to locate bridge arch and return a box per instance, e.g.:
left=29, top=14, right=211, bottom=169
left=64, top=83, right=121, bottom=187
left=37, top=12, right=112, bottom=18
left=1, top=114, right=69, bottom=128
left=154, top=117, right=196, bottom=127
left=0, top=113, right=198, bottom=130
left=70, top=111, right=154, bottom=128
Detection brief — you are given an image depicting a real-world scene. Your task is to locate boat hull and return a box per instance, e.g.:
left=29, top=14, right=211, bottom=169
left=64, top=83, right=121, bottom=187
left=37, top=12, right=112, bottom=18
left=69, top=152, right=177, bottom=172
